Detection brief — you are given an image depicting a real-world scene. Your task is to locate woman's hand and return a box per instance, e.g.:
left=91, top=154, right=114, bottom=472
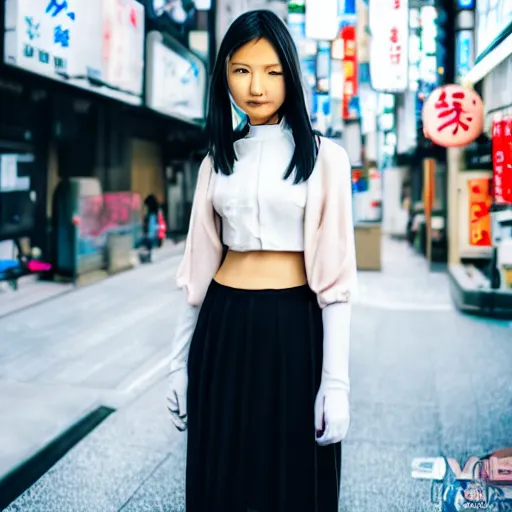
left=314, top=386, right=350, bottom=446
left=166, top=297, right=200, bottom=432
left=166, top=368, right=188, bottom=432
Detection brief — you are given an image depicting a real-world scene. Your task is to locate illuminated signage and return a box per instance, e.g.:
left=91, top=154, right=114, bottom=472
left=369, top=0, right=409, bottom=92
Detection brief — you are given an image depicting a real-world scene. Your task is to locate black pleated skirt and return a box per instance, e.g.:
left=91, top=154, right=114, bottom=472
left=186, top=280, right=341, bottom=512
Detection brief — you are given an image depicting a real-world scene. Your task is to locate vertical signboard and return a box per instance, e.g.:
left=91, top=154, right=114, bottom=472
left=341, top=25, right=358, bottom=120
left=369, top=0, right=409, bottom=92
left=455, top=29, right=474, bottom=82
left=423, top=158, right=436, bottom=264
left=468, top=178, right=492, bottom=246
left=356, top=0, right=369, bottom=64
left=305, top=0, right=339, bottom=41
left=101, top=0, right=145, bottom=97
left=316, top=41, right=330, bottom=94
left=287, top=3, right=316, bottom=117
left=492, top=117, right=512, bottom=205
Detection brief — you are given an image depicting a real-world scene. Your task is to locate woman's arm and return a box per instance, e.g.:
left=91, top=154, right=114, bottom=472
left=309, top=142, right=357, bottom=445
left=315, top=302, right=351, bottom=445
left=167, top=154, right=223, bottom=431
left=169, top=292, right=201, bottom=374
left=176, top=154, right=224, bottom=306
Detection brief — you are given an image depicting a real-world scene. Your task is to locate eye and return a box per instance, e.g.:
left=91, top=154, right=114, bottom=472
left=269, top=71, right=283, bottom=76
left=234, top=68, right=249, bottom=74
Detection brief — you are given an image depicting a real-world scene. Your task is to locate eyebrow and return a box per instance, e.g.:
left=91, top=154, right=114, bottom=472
left=230, top=62, right=281, bottom=67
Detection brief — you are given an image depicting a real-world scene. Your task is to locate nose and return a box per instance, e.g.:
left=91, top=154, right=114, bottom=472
left=250, top=73, right=264, bottom=97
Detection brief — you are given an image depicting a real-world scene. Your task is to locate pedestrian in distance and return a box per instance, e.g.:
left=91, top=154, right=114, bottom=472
left=140, top=194, right=164, bottom=263
left=166, top=9, right=357, bottom=512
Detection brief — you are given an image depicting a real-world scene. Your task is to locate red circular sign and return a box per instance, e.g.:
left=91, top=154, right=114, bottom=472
left=422, top=84, right=484, bottom=148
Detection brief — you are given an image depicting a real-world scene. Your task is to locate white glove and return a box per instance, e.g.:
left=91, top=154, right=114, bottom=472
left=166, top=292, right=200, bottom=431
left=315, top=302, right=351, bottom=446
left=167, top=368, right=188, bottom=431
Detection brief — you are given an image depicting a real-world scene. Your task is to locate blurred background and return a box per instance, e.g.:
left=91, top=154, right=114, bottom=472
left=0, top=1, right=511, bottom=511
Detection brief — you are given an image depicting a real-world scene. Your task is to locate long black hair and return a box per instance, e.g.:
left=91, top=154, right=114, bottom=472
left=206, top=9, right=319, bottom=184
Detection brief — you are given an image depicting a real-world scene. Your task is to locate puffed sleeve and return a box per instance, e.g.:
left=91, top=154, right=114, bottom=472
left=308, top=143, right=358, bottom=308
left=176, top=154, right=223, bottom=306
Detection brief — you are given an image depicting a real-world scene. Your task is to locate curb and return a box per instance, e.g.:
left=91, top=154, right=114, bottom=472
left=0, top=404, right=115, bottom=511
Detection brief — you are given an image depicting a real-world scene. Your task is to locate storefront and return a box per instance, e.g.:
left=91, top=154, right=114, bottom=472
left=448, top=0, right=512, bottom=315
left=398, top=3, right=453, bottom=263
left=1, top=0, right=146, bottom=271
left=0, top=78, right=50, bottom=253
left=0, top=0, right=57, bottom=255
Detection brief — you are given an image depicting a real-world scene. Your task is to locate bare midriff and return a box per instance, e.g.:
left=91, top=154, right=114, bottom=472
left=214, top=250, right=307, bottom=290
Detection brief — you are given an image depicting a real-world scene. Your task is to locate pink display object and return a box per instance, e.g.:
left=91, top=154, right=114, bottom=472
left=422, top=84, right=484, bottom=148
left=27, top=261, right=52, bottom=272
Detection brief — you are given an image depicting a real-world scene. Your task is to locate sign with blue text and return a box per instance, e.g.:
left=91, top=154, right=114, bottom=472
left=3, top=0, right=145, bottom=105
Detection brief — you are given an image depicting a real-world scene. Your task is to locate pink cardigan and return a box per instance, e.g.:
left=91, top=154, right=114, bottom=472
left=176, top=136, right=358, bottom=309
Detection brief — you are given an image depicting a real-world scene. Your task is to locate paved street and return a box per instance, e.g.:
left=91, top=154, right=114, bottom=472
left=0, top=240, right=185, bottom=319
left=0, top=243, right=186, bottom=503
left=1, top=238, right=512, bottom=512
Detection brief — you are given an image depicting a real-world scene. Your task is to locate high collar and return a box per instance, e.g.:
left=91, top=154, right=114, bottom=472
left=246, top=116, right=289, bottom=140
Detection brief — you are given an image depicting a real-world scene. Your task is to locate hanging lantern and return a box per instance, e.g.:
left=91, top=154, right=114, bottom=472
left=422, top=84, right=484, bottom=148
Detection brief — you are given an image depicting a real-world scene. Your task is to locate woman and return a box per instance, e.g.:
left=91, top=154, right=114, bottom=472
left=166, top=9, right=357, bottom=512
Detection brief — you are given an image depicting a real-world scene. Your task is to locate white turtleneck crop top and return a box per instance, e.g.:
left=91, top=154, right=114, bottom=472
left=212, top=117, right=306, bottom=252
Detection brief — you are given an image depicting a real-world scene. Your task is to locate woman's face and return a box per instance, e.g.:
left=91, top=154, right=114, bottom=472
left=227, top=38, right=286, bottom=126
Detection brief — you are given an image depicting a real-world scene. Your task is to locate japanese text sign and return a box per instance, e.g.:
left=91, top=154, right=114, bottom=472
left=492, top=117, right=512, bottom=205
left=10, top=0, right=76, bottom=78
left=422, top=85, right=484, bottom=148
left=368, top=0, right=408, bottom=92
left=468, top=178, right=492, bottom=247
left=341, top=25, right=358, bottom=120
left=4, top=0, right=144, bottom=105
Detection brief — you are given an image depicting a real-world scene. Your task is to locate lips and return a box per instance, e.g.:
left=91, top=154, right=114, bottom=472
left=247, top=101, right=268, bottom=106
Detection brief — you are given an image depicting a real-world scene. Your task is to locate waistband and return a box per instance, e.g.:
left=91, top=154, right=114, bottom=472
left=210, top=279, right=311, bottom=297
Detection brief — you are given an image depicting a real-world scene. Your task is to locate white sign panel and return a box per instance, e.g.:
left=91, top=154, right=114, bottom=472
left=0, top=155, right=18, bottom=191
left=146, top=31, right=207, bottom=125
left=3, top=0, right=144, bottom=105
left=0, top=154, right=31, bottom=191
left=476, top=0, right=512, bottom=57
left=193, top=0, right=211, bottom=10
left=100, top=0, right=145, bottom=97
left=369, top=0, right=409, bottom=92
left=305, top=0, right=339, bottom=41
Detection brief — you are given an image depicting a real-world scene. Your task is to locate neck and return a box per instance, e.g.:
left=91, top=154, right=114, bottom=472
left=246, top=116, right=288, bottom=139
left=249, top=113, right=280, bottom=126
